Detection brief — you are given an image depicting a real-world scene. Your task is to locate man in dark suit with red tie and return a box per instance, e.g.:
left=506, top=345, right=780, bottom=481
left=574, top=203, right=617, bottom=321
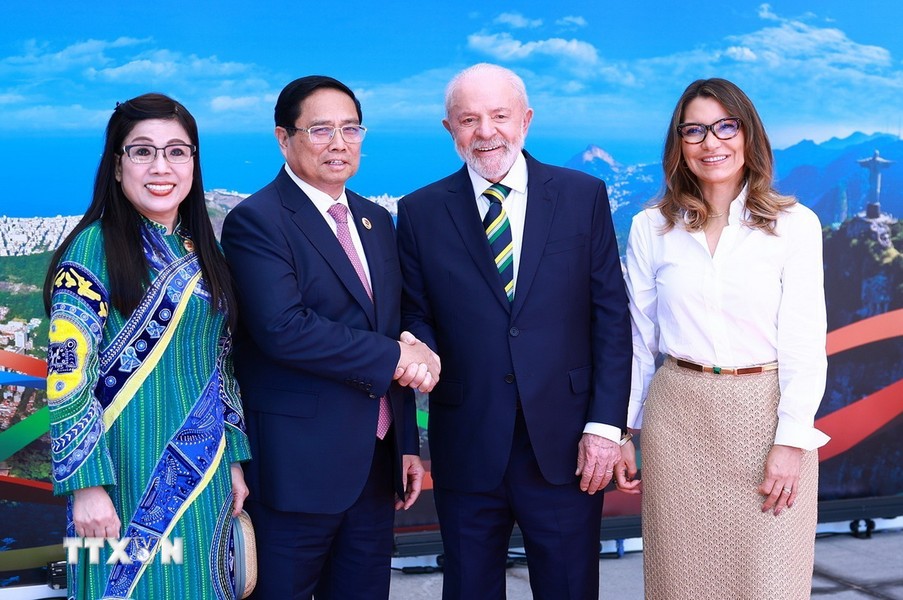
left=397, top=63, right=633, bottom=599
left=222, top=76, right=439, bottom=599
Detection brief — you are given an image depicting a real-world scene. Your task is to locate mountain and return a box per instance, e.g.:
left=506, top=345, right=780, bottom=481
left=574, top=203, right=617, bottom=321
left=564, top=144, right=662, bottom=250
left=772, top=133, right=896, bottom=180
left=819, top=132, right=894, bottom=152
left=563, top=133, right=902, bottom=246
left=773, top=133, right=902, bottom=225
left=3, top=133, right=899, bottom=257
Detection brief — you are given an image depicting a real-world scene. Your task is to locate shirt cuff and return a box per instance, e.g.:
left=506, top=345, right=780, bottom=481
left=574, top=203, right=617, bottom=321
left=627, top=388, right=645, bottom=429
left=773, top=417, right=831, bottom=451
left=583, top=422, right=622, bottom=444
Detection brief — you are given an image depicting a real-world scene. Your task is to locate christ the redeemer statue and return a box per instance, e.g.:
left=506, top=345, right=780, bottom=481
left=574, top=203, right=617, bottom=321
left=857, top=149, right=894, bottom=205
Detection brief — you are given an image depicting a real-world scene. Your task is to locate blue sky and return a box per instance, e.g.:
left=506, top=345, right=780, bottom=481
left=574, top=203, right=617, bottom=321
left=1, top=1, right=901, bottom=216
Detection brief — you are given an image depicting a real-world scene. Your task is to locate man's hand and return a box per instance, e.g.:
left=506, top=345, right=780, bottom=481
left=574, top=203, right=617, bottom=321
left=395, top=331, right=441, bottom=392
left=575, top=433, right=620, bottom=495
left=230, top=463, right=249, bottom=516
left=72, top=486, right=121, bottom=538
left=395, top=454, right=425, bottom=510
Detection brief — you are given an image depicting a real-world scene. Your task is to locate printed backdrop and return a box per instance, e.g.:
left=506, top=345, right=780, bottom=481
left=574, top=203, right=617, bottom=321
left=2, top=0, right=902, bottom=589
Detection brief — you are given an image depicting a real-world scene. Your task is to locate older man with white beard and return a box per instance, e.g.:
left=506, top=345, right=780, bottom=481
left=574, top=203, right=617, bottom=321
left=396, top=63, right=632, bottom=600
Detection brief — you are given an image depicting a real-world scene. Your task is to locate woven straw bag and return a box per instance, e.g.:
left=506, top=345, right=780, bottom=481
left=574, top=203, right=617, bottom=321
left=232, top=509, right=257, bottom=599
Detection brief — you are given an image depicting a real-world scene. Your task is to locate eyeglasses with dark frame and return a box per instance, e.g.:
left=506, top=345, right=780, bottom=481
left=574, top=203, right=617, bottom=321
left=122, top=144, right=197, bottom=164
left=284, top=125, right=368, bottom=145
left=676, top=117, right=742, bottom=144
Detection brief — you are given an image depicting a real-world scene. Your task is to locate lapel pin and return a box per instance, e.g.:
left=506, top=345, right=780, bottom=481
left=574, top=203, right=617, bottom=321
left=361, top=217, right=372, bottom=230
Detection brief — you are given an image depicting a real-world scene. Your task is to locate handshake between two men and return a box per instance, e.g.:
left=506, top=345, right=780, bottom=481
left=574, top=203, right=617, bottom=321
left=395, top=331, right=441, bottom=393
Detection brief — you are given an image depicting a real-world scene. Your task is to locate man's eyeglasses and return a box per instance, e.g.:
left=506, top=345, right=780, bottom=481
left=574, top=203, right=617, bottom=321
left=122, top=144, right=196, bottom=164
left=284, top=125, right=367, bottom=145
left=676, top=117, right=742, bottom=144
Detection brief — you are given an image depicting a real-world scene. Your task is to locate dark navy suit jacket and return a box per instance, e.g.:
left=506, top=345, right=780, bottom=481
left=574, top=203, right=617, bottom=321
left=397, top=152, right=631, bottom=493
left=222, top=167, right=417, bottom=514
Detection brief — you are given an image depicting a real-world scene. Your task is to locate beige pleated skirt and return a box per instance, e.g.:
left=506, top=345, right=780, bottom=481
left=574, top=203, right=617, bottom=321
left=641, top=359, right=819, bottom=600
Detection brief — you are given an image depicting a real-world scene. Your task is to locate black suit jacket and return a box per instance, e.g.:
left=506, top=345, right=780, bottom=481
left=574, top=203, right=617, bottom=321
left=222, top=167, right=417, bottom=513
left=397, top=152, right=631, bottom=493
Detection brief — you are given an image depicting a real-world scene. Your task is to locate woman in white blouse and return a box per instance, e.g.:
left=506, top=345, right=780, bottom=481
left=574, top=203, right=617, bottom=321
left=617, top=78, right=829, bottom=600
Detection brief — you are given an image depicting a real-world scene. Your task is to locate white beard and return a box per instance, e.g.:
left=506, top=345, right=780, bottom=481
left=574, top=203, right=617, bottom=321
left=456, top=133, right=525, bottom=182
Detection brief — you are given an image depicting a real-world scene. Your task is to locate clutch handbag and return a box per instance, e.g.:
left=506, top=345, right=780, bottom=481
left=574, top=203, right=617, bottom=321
left=232, top=509, right=257, bottom=599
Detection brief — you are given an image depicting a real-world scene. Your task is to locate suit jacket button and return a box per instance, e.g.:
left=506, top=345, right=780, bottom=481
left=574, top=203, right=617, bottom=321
left=369, top=393, right=377, bottom=399
left=504, top=373, right=515, bottom=384
left=509, top=327, right=519, bottom=337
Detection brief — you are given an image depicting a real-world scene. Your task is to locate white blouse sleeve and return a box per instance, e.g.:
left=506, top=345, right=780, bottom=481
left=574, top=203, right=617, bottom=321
left=624, top=211, right=659, bottom=429
left=774, top=207, right=831, bottom=450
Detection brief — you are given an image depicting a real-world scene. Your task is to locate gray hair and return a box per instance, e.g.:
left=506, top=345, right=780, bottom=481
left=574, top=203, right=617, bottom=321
left=444, top=63, right=530, bottom=116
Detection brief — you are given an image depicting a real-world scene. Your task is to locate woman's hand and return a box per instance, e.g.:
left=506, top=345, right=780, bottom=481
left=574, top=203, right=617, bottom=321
left=231, top=463, right=249, bottom=516
left=72, top=486, right=121, bottom=538
left=758, top=444, right=803, bottom=516
left=615, top=439, right=642, bottom=495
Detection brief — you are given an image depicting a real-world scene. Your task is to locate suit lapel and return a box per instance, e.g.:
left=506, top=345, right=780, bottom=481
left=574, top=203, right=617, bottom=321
left=348, top=192, right=384, bottom=330
left=277, top=172, right=377, bottom=328
left=512, top=155, right=556, bottom=320
left=444, top=167, right=512, bottom=312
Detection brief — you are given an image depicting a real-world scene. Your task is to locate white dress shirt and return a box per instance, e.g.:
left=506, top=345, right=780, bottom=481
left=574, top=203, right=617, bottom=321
left=624, top=186, right=830, bottom=450
left=467, top=153, right=621, bottom=444
left=284, top=164, right=372, bottom=289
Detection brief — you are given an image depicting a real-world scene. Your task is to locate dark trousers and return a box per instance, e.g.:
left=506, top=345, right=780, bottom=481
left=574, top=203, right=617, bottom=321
left=434, top=411, right=604, bottom=600
left=247, top=436, right=395, bottom=600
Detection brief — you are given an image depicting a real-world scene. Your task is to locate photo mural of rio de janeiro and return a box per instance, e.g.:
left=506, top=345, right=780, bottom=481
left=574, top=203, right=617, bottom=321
left=1, top=0, right=902, bottom=588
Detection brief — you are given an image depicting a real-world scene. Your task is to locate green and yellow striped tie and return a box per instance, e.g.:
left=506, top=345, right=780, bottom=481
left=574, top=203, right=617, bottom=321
left=482, top=183, right=514, bottom=302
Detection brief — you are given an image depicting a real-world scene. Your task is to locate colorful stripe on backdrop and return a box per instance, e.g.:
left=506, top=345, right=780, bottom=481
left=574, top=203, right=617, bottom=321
left=817, top=308, right=903, bottom=461
left=0, top=311, right=901, bottom=497
left=0, top=350, right=49, bottom=462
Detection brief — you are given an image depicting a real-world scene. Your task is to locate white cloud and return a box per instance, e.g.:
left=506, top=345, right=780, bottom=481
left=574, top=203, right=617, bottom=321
left=0, top=103, right=110, bottom=132
left=724, top=46, right=757, bottom=62
left=561, top=80, right=585, bottom=93
left=0, top=93, right=26, bottom=104
left=468, top=32, right=598, bottom=66
left=2, top=4, right=899, bottom=152
left=88, top=59, right=172, bottom=80
left=210, top=95, right=265, bottom=112
left=452, top=4, right=902, bottom=154
left=494, top=12, right=542, bottom=29
left=526, top=88, right=666, bottom=144
left=354, top=67, right=453, bottom=125
left=556, top=16, right=588, bottom=28
left=758, top=3, right=780, bottom=21
left=612, top=6, right=903, bottom=145
left=88, top=50, right=252, bottom=83
left=1, top=37, right=148, bottom=73
left=618, top=6, right=897, bottom=92
left=465, top=30, right=638, bottom=84
left=0, top=38, right=275, bottom=132
left=456, top=2, right=902, bottom=135
left=728, top=21, right=891, bottom=70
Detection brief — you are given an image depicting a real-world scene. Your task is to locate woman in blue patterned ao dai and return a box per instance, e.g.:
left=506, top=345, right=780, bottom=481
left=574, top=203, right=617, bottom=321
left=43, top=94, right=252, bottom=600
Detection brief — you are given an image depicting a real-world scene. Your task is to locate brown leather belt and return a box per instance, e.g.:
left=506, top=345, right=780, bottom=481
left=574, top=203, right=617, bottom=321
left=669, top=356, right=778, bottom=376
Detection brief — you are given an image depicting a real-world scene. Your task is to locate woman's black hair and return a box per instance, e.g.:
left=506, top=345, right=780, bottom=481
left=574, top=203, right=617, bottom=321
left=43, top=93, right=237, bottom=330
